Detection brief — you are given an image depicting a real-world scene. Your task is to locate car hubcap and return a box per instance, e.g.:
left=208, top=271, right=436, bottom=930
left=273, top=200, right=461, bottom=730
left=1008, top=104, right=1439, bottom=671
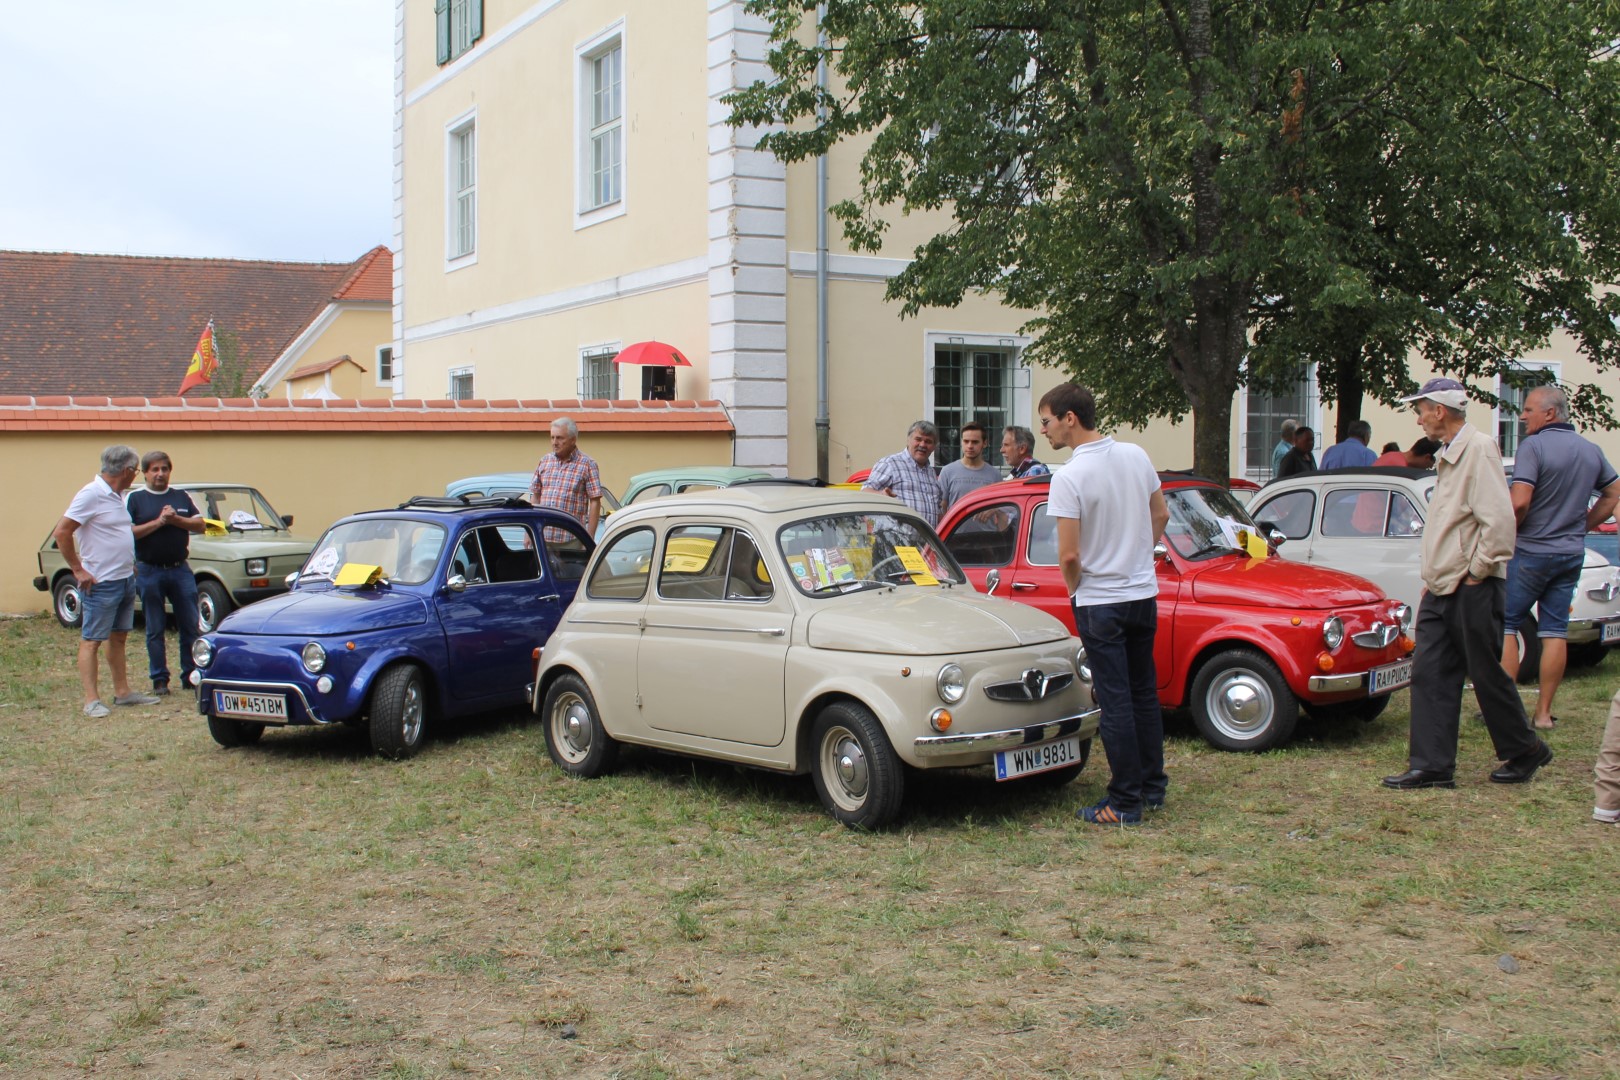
left=1207, top=668, right=1274, bottom=740
left=198, top=595, right=216, bottom=633
left=553, top=693, right=592, bottom=762
left=400, top=680, right=423, bottom=744
left=61, top=588, right=80, bottom=622
left=822, top=725, right=868, bottom=809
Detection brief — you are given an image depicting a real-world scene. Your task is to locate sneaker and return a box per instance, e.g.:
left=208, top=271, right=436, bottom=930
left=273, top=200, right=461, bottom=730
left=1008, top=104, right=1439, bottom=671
left=1078, top=800, right=1143, bottom=826
left=1595, top=807, right=1620, bottom=824
left=83, top=700, right=110, bottom=718
left=113, top=691, right=161, bottom=706
left=151, top=683, right=171, bottom=697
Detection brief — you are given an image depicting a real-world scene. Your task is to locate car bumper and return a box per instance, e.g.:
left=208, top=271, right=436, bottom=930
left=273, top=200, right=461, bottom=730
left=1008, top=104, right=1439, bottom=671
left=1307, top=656, right=1414, bottom=696
left=1566, top=616, right=1619, bottom=646
left=911, top=708, right=1100, bottom=759
left=33, top=574, right=47, bottom=592
left=197, top=677, right=332, bottom=725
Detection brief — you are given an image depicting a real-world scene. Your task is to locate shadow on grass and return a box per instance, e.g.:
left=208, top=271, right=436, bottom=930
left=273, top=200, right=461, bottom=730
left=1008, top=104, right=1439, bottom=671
left=218, top=705, right=538, bottom=763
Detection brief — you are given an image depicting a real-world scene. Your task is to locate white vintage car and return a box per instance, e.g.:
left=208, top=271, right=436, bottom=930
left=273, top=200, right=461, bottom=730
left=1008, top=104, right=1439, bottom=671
left=1250, top=466, right=1620, bottom=676
left=532, top=484, right=1100, bottom=828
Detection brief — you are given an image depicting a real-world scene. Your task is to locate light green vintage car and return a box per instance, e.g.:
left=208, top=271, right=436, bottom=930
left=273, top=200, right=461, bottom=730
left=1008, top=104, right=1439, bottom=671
left=33, top=483, right=317, bottom=634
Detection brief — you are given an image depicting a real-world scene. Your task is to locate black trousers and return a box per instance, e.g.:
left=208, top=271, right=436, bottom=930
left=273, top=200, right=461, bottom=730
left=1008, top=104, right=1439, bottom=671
left=1408, top=578, right=1539, bottom=774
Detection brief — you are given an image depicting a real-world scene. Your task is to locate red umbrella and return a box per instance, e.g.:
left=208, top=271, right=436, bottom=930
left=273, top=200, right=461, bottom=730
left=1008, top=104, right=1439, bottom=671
left=613, top=340, right=692, bottom=367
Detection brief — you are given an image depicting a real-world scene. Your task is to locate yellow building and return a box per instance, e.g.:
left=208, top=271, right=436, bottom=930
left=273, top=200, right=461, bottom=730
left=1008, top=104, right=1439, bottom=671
left=391, top=1, right=1619, bottom=479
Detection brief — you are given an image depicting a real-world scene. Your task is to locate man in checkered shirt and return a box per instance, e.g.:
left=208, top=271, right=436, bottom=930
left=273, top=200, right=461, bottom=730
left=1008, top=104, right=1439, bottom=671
left=529, top=417, right=605, bottom=535
left=862, top=420, right=945, bottom=527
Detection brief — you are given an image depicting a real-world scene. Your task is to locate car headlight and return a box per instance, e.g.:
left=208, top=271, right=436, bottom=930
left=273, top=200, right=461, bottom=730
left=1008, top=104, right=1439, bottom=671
left=192, top=637, right=213, bottom=668
left=1073, top=644, right=1091, bottom=682
left=1393, top=604, right=1413, bottom=634
left=936, top=663, right=966, bottom=704
left=301, top=642, right=327, bottom=673
left=1323, top=616, right=1345, bottom=651
left=246, top=558, right=267, bottom=576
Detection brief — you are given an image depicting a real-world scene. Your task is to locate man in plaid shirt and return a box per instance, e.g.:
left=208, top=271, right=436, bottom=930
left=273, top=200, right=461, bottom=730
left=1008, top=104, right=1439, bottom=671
left=529, top=417, right=605, bottom=535
left=862, top=420, right=944, bottom=527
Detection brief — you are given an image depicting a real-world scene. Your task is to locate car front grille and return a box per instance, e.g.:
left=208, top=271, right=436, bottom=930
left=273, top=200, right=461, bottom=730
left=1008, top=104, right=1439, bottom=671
left=984, top=668, right=1075, bottom=702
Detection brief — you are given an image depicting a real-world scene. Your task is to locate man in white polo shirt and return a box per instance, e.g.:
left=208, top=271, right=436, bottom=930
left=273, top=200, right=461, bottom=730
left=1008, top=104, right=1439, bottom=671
left=52, top=445, right=160, bottom=718
left=1040, top=383, right=1169, bottom=826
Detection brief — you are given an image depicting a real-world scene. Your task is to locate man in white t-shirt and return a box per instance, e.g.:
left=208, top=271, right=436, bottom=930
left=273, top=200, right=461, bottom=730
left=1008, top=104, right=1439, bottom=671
left=1040, top=383, right=1169, bottom=826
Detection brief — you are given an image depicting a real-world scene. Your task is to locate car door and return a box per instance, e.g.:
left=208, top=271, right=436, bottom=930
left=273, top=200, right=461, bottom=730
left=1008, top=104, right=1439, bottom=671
left=636, top=524, right=792, bottom=747
left=941, top=498, right=1024, bottom=597
left=439, top=522, right=562, bottom=705
left=1306, top=485, right=1423, bottom=610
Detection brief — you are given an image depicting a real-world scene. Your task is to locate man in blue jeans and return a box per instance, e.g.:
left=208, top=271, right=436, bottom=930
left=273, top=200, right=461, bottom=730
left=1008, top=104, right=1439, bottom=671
left=127, top=451, right=207, bottom=695
left=1501, top=385, right=1620, bottom=730
left=1040, top=383, right=1170, bottom=825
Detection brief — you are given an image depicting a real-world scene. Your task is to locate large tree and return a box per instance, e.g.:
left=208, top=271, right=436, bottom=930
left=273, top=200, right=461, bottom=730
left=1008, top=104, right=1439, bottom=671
left=727, top=0, right=1620, bottom=480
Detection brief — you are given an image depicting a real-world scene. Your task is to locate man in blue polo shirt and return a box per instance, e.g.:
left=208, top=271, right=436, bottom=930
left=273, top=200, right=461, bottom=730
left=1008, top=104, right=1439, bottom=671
left=127, top=451, right=206, bottom=695
left=1321, top=420, right=1378, bottom=470
left=1501, top=385, right=1620, bottom=730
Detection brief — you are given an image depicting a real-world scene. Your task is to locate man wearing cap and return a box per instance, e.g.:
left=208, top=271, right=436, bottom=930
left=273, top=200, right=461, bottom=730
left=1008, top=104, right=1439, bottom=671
left=1382, top=378, right=1550, bottom=790
left=1499, top=384, right=1620, bottom=731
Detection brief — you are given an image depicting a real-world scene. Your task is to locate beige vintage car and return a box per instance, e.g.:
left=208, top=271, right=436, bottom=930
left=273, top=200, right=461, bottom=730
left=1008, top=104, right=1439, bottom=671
left=532, top=484, right=1100, bottom=828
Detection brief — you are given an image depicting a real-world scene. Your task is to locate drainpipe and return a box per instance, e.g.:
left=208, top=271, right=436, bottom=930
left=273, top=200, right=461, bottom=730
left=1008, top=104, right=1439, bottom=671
left=814, top=3, right=831, bottom=482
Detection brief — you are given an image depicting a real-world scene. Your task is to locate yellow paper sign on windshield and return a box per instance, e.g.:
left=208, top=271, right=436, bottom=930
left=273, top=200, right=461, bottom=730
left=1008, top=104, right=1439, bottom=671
left=203, top=517, right=227, bottom=537
left=1236, top=529, right=1269, bottom=560
left=894, top=546, right=939, bottom=586
left=334, top=562, right=384, bottom=587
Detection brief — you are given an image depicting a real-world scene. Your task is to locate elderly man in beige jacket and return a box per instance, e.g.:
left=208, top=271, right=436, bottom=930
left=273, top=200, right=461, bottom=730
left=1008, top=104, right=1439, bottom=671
left=1382, top=378, right=1550, bottom=791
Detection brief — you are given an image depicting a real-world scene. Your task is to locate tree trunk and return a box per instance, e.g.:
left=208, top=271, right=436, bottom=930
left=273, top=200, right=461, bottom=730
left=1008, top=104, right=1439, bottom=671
left=1330, top=349, right=1364, bottom=443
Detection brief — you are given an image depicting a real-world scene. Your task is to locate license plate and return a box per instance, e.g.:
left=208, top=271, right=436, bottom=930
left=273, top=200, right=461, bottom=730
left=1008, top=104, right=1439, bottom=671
left=995, top=735, right=1082, bottom=781
left=213, top=690, right=288, bottom=721
left=1603, top=621, right=1620, bottom=644
left=1370, top=659, right=1414, bottom=695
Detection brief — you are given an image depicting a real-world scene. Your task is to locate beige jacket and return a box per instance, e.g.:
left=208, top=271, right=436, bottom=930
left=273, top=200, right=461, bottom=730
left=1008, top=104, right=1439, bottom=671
left=1421, top=423, right=1515, bottom=595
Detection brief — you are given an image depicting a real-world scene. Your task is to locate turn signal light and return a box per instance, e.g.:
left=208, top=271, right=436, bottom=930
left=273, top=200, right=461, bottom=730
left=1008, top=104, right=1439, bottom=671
left=249, top=578, right=268, bottom=588
left=1399, top=635, right=1416, bottom=652
left=1316, top=652, right=1335, bottom=672
left=929, top=708, right=953, bottom=732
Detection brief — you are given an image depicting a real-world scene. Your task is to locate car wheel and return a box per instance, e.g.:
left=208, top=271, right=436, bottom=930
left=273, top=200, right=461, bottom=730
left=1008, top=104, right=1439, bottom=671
left=208, top=715, right=265, bottom=747
left=52, top=576, right=83, bottom=629
left=1305, top=694, right=1391, bottom=724
left=196, top=579, right=232, bottom=634
left=1189, top=649, right=1298, bottom=752
left=811, top=701, right=904, bottom=829
left=370, top=663, right=427, bottom=759
left=1021, top=737, right=1091, bottom=788
left=542, top=674, right=620, bottom=778
left=1566, top=641, right=1607, bottom=669
left=1512, top=613, right=1542, bottom=685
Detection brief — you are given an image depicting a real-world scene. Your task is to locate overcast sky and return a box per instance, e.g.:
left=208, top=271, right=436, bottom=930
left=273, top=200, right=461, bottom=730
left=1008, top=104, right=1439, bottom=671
left=0, top=0, right=394, bottom=264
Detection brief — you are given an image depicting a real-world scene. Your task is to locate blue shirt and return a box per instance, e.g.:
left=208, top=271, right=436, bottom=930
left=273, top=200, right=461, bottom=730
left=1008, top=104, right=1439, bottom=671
left=1511, top=423, right=1618, bottom=556
left=1320, top=439, right=1377, bottom=470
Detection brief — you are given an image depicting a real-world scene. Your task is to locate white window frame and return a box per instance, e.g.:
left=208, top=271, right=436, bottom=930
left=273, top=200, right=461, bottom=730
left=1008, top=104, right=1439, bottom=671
left=445, top=109, right=478, bottom=268
left=448, top=365, right=474, bottom=400
left=579, top=342, right=621, bottom=400
left=574, top=21, right=627, bottom=230
left=1236, top=362, right=1321, bottom=483
left=375, top=345, right=394, bottom=387
left=922, top=330, right=1034, bottom=469
left=1496, top=359, right=1561, bottom=466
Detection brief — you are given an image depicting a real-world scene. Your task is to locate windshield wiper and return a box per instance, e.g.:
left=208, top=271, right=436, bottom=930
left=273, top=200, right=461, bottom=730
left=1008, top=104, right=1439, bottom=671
left=808, top=578, right=891, bottom=595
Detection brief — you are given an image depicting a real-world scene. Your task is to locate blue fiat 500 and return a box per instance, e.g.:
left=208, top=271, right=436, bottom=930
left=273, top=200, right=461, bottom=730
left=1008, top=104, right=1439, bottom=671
left=192, top=497, right=593, bottom=757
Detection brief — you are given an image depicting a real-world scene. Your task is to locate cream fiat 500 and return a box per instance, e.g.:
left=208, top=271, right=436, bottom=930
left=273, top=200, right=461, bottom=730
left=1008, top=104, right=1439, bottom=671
left=533, top=484, right=1099, bottom=828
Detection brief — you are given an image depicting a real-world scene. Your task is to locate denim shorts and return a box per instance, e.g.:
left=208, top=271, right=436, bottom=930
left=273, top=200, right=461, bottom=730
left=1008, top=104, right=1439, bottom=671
left=1503, top=551, right=1585, bottom=638
left=80, top=576, right=137, bottom=641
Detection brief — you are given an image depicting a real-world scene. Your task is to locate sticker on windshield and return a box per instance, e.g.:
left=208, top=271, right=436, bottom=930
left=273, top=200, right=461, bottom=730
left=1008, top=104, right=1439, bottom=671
left=309, top=547, right=340, bottom=577
left=894, top=546, right=940, bottom=586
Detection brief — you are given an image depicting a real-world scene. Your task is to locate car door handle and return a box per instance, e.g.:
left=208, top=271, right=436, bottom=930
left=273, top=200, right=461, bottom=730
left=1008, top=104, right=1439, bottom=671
left=1010, top=582, right=1037, bottom=591
left=536, top=593, right=561, bottom=602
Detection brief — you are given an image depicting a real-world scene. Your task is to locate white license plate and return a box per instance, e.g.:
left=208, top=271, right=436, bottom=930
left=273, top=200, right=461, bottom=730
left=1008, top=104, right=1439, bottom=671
left=1603, top=621, right=1620, bottom=644
left=1370, top=659, right=1414, bottom=695
left=213, top=690, right=288, bottom=720
left=995, top=735, right=1082, bottom=781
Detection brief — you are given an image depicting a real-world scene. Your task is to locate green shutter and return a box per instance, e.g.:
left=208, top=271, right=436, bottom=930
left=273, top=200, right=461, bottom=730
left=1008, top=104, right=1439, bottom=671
left=469, top=0, right=483, bottom=47
left=435, top=0, right=451, bottom=65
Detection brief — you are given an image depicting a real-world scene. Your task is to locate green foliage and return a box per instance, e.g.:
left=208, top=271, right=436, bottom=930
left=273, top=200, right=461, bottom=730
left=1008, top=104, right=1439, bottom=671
left=727, top=0, right=1620, bottom=476
left=209, top=325, right=265, bottom=400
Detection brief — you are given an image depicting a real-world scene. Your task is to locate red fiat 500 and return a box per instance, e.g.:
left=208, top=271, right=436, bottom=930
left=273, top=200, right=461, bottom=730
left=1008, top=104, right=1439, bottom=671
left=938, top=473, right=1415, bottom=751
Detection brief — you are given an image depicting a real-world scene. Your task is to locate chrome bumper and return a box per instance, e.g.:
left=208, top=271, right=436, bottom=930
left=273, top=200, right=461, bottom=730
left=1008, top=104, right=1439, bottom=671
left=912, top=709, right=1100, bottom=758
left=1566, top=616, right=1618, bottom=644
left=1307, top=664, right=1411, bottom=694
left=196, top=677, right=327, bottom=725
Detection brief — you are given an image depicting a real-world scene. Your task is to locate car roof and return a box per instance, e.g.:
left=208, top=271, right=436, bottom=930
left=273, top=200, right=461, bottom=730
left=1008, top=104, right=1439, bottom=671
left=343, top=496, right=584, bottom=525
left=626, top=465, right=774, bottom=486
left=1258, top=465, right=1436, bottom=493
left=948, top=470, right=1224, bottom=504
left=602, top=481, right=910, bottom=529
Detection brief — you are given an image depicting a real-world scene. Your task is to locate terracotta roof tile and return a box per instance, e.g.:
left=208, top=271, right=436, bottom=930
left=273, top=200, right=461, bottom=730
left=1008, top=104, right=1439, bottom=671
left=287, top=354, right=363, bottom=380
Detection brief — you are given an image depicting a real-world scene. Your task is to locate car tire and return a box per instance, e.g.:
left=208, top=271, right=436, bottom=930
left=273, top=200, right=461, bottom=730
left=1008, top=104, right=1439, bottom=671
left=1512, top=613, right=1542, bottom=685
left=196, top=579, right=232, bottom=635
left=208, top=715, right=265, bottom=748
left=370, top=663, right=427, bottom=759
left=1567, top=641, right=1607, bottom=669
left=1189, top=648, right=1298, bottom=752
left=52, top=576, right=83, bottom=629
left=810, top=701, right=904, bottom=829
left=541, top=673, right=620, bottom=778
left=1021, top=737, right=1091, bottom=788
left=1305, top=693, right=1391, bottom=724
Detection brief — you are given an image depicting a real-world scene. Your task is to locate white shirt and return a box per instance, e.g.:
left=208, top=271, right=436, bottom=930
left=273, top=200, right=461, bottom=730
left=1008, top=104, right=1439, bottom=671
left=1047, top=436, right=1160, bottom=606
left=63, top=474, right=137, bottom=582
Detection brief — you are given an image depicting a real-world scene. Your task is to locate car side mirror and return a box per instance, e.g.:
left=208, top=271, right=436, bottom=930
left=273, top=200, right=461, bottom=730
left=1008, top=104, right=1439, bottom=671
left=985, top=568, right=1001, bottom=595
left=282, top=514, right=294, bottom=528
left=285, top=571, right=298, bottom=587
left=1153, top=542, right=1168, bottom=560
left=1256, top=520, right=1286, bottom=547
left=446, top=574, right=469, bottom=593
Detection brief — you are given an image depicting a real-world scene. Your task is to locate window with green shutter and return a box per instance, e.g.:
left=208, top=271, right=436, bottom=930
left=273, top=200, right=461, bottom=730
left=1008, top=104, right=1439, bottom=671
left=436, top=0, right=482, bottom=65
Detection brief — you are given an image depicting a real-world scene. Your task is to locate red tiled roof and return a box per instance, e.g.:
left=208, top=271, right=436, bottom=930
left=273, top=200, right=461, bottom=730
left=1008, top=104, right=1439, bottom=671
left=0, top=397, right=734, bottom=433
left=288, top=354, right=365, bottom=380
left=0, top=247, right=392, bottom=398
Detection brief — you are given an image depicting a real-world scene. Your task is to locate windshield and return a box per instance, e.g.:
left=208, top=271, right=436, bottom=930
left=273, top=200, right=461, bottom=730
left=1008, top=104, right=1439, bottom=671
left=302, top=518, right=448, bottom=586
left=1164, top=486, right=1264, bottom=561
left=189, top=487, right=287, bottom=531
left=777, top=511, right=965, bottom=595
